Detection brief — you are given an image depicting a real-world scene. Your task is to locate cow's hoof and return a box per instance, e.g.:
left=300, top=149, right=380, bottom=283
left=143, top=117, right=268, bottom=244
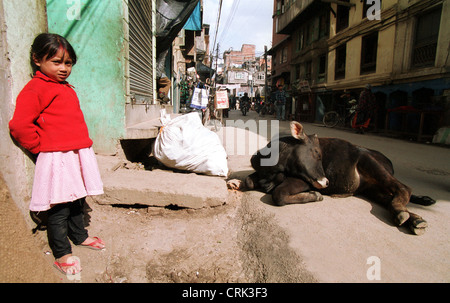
left=410, top=195, right=436, bottom=206
left=311, top=191, right=323, bottom=201
left=409, top=218, right=427, bottom=235
left=413, top=218, right=428, bottom=229
left=244, top=176, right=255, bottom=190
left=395, top=211, right=410, bottom=226
left=227, top=179, right=243, bottom=190
left=410, top=226, right=427, bottom=236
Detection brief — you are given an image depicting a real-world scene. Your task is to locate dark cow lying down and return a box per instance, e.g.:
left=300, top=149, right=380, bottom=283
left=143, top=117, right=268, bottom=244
left=244, top=121, right=435, bottom=235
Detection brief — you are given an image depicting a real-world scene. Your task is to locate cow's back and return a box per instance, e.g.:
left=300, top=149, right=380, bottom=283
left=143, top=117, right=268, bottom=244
left=250, top=136, right=297, bottom=172
left=318, top=138, right=394, bottom=195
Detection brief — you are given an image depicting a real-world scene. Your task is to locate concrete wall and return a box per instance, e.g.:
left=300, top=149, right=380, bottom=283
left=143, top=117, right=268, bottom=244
left=46, top=0, right=127, bottom=154
left=0, top=0, right=47, bottom=218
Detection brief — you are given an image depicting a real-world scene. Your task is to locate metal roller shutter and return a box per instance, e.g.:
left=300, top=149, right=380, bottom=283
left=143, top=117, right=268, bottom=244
left=128, top=0, right=153, bottom=101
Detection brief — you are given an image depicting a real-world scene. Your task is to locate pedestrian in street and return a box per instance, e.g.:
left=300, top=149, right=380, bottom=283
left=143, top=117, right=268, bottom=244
left=353, top=84, right=377, bottom=134
left=230, top=95, right=236, bottom=110
left=9, top=33, right=105, bottom=276
left=275, top=84, right=286, bottom=121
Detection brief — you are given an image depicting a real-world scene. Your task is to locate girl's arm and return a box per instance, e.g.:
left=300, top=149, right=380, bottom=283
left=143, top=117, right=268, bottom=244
left=9, top=89, right=41, bottom=154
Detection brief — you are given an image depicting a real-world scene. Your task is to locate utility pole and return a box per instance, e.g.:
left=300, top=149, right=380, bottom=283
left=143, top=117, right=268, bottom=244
left=215, top=43, right=219, bottom=84
left=264, top=45, right=268, bottom=101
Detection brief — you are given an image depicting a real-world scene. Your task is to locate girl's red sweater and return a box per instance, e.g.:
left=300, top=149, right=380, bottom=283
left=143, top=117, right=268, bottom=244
left=9, top=71, right=93, bottom=154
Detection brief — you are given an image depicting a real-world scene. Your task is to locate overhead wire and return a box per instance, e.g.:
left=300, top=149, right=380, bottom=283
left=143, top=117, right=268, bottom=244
left=211, top=0, right=223, bottom=57
left=217, top=0, right=241, bottom=49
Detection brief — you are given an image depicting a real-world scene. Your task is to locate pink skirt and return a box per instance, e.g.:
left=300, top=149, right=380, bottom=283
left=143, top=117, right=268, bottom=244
left=30, top=147, right=104, bottom=211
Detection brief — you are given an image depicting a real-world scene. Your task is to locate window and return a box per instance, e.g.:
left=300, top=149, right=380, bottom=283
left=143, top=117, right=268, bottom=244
left=335, top=44, right=346, bottom=80
left=276, top=0, right=282, bottom=15
left=360, top=32, right=378, bottom=74
left=297, top=28, right=305, bottom=51
left=336, top=0, right=350, bottom=33
left=235, top=72, right=244, bottom=80
left=305, top=60, right=312, bottom=80
left=318, top=11, right=330, bottom=39
left=296, top=13, right=328, bottom=53
left=317, top=54, right=327, bottom=83
left=412, top=6, right=442, bottom=68
left=281, top=47, right=288, bottom=64
left=305, top=23, right=312, bottom=46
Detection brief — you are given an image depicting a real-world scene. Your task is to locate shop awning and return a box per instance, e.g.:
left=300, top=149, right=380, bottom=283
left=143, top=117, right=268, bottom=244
left=183, top=1, right=202, bottom=31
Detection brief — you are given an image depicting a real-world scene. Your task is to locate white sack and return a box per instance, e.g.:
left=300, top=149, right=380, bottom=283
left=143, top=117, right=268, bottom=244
left=154, top=112, right=228, bottom=177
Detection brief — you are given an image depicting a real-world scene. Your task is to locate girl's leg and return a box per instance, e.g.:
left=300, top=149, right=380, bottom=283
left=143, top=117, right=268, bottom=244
left=67, top=198, right=89, bottom=245
left=47, top=203, right=72, bottom=259
left=48, top=203, right=82, bottom=274
left=68, top=197, right=105, bottom=249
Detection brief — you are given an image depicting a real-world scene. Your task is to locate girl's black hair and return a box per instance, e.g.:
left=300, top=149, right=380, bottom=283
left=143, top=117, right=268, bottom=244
left=30, top=33, right=77, bottom=74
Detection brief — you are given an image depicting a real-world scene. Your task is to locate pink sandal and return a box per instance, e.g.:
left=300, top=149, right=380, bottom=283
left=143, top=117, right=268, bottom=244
left=53, top=257, right=81, bottom=275
left=79, top=237, right=105, bottom=250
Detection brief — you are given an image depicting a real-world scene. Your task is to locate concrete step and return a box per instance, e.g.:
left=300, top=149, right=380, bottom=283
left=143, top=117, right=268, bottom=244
left=94, top=155, right=228, bottom=209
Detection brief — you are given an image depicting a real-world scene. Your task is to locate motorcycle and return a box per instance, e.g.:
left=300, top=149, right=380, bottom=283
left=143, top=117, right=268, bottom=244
left=254, top=99, right=264, bottom=113
left=260, top=101, right=274, bottom=116
left=241, top=100, right=250, bottom=116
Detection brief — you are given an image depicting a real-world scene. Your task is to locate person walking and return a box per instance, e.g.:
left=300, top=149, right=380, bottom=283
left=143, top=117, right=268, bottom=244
left=274, top=84, right=286, bottom=121
left=353, top=84, right=377, bottom=133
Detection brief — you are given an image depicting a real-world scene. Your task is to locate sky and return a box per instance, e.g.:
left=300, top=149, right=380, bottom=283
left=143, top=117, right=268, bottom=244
left=202, top=0, right=274, bottom=57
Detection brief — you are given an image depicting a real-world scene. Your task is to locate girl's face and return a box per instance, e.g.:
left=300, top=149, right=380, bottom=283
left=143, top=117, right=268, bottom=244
left=34, top=47, right=73, bottom=82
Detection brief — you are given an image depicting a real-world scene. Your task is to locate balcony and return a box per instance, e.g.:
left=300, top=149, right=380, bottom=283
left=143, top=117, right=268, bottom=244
left=277, top=0, right=315, bottom=34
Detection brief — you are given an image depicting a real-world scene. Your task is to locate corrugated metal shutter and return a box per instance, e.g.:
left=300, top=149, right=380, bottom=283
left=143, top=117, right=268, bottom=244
left=129, top=0, right=153, bottom=101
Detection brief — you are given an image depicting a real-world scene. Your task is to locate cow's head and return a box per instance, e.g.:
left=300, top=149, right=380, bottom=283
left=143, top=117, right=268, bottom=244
left=289, top=121, right=329, bottom=189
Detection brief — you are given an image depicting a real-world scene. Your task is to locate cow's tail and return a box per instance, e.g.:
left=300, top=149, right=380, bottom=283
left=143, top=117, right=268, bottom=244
left=410, top=195, right=436, bottom=206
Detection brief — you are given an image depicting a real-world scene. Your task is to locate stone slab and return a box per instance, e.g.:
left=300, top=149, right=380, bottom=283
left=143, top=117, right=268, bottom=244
left=95, top=155, right=228, bottom=209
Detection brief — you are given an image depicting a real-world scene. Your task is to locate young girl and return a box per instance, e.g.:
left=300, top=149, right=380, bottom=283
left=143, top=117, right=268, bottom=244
left=9, top=33, right=105, bottom=275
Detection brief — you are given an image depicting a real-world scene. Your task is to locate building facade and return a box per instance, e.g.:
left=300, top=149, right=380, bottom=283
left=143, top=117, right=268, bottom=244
left=223, top=44, right=269, bottom=98
left=272, top=0, right=450, bottom=139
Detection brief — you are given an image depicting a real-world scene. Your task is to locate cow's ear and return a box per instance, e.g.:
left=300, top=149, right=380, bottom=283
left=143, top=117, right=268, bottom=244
left=290, top=121, right=307, bottom=140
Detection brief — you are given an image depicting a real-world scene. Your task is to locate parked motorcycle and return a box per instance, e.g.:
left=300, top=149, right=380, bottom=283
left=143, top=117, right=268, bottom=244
left=260, top=101, right=274, bottom=116
left=254, top=99, right=264, bottom=113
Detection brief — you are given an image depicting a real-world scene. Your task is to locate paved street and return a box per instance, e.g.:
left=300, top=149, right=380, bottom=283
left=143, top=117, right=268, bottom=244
left=224, top=109, right=450, bottom=282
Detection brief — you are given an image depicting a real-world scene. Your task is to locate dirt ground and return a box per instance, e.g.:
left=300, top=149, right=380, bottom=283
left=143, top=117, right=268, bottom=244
left=0, top=169, right=316, bottom=283
left=0, top=172, right=240, bottom=283
left=0, top=174, right=61, bottom=283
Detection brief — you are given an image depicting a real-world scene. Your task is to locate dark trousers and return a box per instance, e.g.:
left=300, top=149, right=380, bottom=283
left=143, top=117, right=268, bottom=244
left=47, top=198, right=88, bottom=259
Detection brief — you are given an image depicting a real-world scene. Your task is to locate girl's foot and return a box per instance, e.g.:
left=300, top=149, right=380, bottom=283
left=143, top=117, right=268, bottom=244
left=80, top=236, right=105, bottom=250
left=54, top=254, right=81, bottom=275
